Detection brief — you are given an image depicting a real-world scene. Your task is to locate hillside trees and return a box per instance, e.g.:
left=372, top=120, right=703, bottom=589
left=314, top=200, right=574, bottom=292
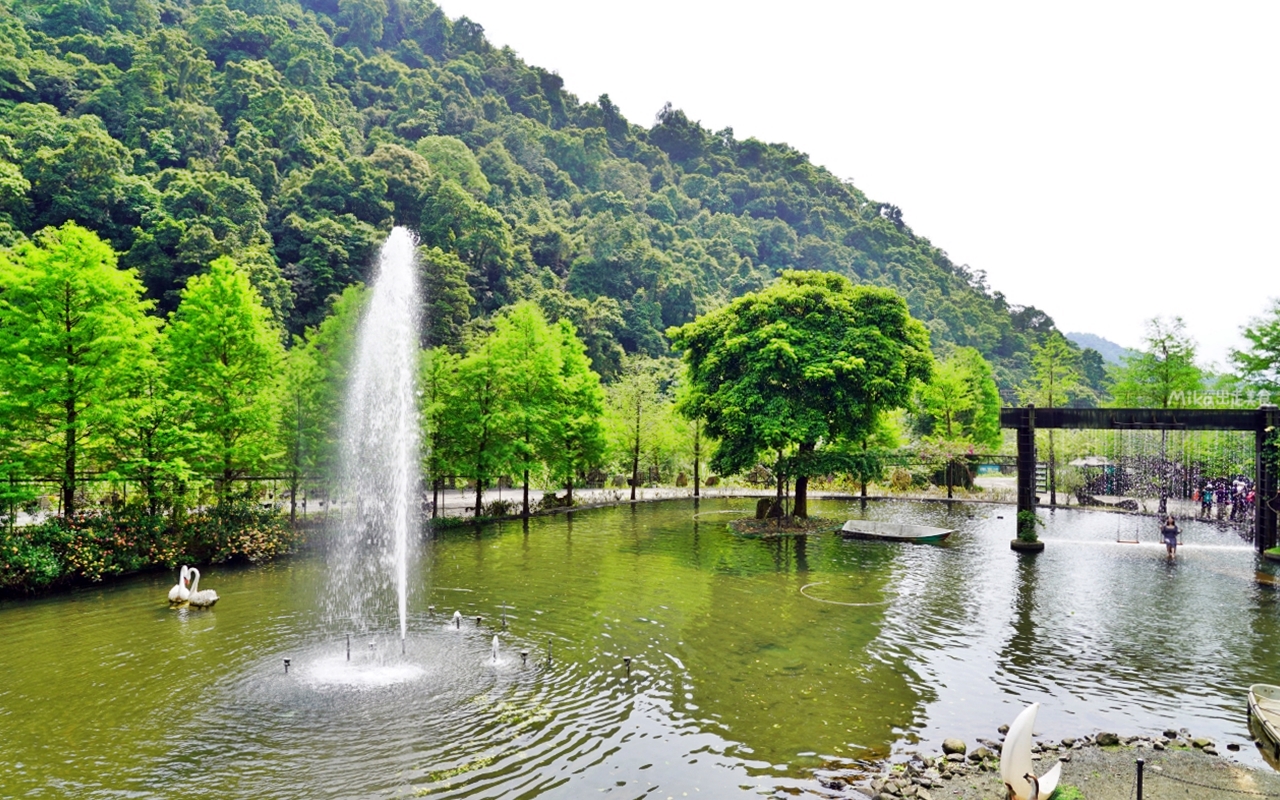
left=670, top=270, right=933, bottom=517
left=0, top=0, right=1067, bottom=393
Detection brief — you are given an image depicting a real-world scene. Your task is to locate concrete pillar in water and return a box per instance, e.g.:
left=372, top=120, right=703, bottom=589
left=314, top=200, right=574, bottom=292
left=1015, top=404, right=1037, bottom=538
left=1256, top=404, right=1278, bottom=552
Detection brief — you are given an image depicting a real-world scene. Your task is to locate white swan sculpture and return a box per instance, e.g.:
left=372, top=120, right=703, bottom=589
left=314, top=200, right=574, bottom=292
left=186, top=567, right=219, bottom=608
left=167, top=565, right=191, bottom=604
left=1000, top=702, right=1061, bottom=800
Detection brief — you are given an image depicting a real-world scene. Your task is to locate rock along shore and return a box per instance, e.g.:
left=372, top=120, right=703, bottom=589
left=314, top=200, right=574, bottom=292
left=816, top=730, right=1280, bottom=800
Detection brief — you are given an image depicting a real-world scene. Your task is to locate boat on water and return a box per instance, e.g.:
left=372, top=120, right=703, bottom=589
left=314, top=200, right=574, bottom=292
left=840, top=520, right=953, bottom=543
left=1249, top=684, right=1280, bottom=758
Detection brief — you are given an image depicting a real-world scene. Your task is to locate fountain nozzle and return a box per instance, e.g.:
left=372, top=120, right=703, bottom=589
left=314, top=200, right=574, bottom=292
left=428, top=604, right=435, bottom=613
left=283, top=657, right=291, bottom=674
left=453, top=611, right=461, bottom=629
left=475, top=615, right=483, bottom=627
left=624, top=656, right=631, bottom=677
left=346, top=633, right=350, bottom=661
left=521, top=649, right=529, bottom=666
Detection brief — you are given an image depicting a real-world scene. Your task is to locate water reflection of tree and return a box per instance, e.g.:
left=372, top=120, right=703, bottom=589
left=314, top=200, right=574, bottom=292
left=761, top=534, right=809, bottom=574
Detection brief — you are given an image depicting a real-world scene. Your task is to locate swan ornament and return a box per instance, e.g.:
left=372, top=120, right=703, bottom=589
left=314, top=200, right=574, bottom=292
left=186, top=567, right=219, bottom=608
left=167, top=565, right=191, bottom=604
left=1000, top=702, right=1061, bottom=800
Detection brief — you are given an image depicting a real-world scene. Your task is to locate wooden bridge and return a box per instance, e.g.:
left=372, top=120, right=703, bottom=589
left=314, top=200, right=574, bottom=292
left=1000, top=405, right=1280, bottom=551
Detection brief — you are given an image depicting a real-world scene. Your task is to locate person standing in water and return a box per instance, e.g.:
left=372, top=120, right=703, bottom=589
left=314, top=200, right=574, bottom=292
left=1161, top=515, right=1180, bottom=559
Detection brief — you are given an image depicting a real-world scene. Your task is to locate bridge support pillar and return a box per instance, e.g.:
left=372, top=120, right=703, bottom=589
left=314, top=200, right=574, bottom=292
left=1016, top=405, right=1037, bottom=538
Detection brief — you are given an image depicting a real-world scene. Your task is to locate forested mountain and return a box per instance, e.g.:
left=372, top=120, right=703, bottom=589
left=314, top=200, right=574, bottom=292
left=1066, top=332, right=1134, bottom=366
left=0, top=0, right=1061, bottom=385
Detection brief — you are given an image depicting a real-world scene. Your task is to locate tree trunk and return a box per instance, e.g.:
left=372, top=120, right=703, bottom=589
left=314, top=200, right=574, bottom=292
left=522, top=468, right=529, bottom=518
left=1048, top=430, right=1056, bottom=506
left=860, top=439, right=868, bottom=500
left=794, top=442, right=814, bottom=518
left=475, top=478, right=483, bottom=518
left=566, top=475, right=573, bottom=505
left=289, top=467, right=298, bottom=527
left=63, top=398, right=76, bottom=518
left=629, top=437, right=640, bottom=499
left=432, top=477, right=439, bottom=519
left=630, top=395, right=641, bottom=501
left=693, top=420, right=701, bottom=498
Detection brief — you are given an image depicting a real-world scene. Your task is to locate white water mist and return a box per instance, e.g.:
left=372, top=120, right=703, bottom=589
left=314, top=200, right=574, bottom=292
left=327, top=226, right=422, bottom=642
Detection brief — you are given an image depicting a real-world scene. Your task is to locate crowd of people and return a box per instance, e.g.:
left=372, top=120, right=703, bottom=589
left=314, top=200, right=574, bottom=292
left=1196, top=476, right=1255, bottom=521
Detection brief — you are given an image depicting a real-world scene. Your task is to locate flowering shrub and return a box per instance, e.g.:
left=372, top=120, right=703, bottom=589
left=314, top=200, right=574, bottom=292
left=0, top=502, right=298, bottom=592
left=185, top=501, right=295, bottom=563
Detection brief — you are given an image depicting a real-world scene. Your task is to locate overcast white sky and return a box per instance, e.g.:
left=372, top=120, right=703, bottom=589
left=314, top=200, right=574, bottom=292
left=439, top=0, right=1279, bottom=368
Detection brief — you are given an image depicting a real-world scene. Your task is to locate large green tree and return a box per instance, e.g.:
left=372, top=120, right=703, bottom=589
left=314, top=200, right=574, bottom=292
left=0, top=223, right=157, bottom=516
left=490, top=301, right=561, bottom=517
left=669, top=270, right=932, bottom=517
left=440, top=332, right=510, bottom=517
left=604, top=355, right=673, bottom=501
left=1107, top=317, right=1202, bottom=513
left=164, top=255, right=284, bottom=502
left=548, top=318, right=606, bottom=502
left=1110, top=317, right=1203, bottom=408
left=916, top=347, right=1001, bottom=449
left=1232, top=300, right=1280, bottom=392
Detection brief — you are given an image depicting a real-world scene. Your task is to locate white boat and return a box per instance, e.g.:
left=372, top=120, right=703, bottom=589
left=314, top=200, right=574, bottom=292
left=1249, top=684, right=1280, bottom=758
left=840, top=520, right=953, bottom=543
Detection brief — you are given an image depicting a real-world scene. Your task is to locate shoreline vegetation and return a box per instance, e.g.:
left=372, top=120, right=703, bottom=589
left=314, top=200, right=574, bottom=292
left=5, top=478, right=1256, bottom=596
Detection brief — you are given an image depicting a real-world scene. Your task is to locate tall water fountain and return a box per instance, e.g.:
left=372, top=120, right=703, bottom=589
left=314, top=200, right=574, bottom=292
left=326, top=226, right=422, bottom=644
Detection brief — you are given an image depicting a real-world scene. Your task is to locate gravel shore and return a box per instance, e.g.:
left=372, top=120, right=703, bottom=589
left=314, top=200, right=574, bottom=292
left=836, top=732, right=1280, bottom=800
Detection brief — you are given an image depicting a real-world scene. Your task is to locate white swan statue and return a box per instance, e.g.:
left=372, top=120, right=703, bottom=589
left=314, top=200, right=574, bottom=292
left=167, top=565, right=190, bottom=604
left=1000, top=702, right=1061, bottom=800
left=186, top=567, right=219, bottom=608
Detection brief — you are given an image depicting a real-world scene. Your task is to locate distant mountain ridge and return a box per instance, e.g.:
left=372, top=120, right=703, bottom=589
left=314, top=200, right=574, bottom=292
left=1066, top=332, right=1134, bottom=365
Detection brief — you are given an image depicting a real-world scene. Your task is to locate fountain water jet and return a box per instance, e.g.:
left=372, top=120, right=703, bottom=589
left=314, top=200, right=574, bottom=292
left=325, top=226, right=423, bottom=644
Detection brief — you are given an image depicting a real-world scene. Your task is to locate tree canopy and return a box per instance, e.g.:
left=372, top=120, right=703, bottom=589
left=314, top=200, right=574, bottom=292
left=669, top=270, right=932, bottom=516
left=1109, top=317, right=1202, bottom=408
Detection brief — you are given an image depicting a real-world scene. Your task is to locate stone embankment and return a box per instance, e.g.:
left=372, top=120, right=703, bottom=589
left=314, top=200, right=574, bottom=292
left=814, top=729, right=1280, bottom=800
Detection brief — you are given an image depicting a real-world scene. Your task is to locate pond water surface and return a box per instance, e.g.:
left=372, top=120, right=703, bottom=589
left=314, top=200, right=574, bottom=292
left=3, top=498, right=1280, bottom=798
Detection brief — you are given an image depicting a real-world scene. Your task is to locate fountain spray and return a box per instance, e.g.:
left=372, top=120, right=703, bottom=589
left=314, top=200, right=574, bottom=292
left=326, top=227, right=423, bottom=646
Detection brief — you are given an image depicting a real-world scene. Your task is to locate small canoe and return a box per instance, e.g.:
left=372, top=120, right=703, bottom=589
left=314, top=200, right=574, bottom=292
left=840, top=520, right=953, bottom=543
left=1249, top=684, right=1280, bottom=757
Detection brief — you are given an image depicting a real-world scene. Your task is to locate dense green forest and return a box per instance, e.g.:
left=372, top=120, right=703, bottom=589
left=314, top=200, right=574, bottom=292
left=0, top=0, right=1066, bottom=387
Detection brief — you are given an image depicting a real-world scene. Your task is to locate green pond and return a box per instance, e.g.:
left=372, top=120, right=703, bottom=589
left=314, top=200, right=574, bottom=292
left=3, top=497, right=1280, bottom=798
